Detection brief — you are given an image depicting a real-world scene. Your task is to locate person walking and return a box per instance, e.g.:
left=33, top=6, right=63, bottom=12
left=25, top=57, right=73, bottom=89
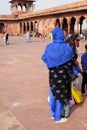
left=81, top=44, right=87, bottom=95
left=41, top=19, right=73, bottom=123
left=26, top=30, right=31, bottom=43
left=38, top=33, right=43, bottom=42
left=49, top=31, right=53, bottom=42
left=3, top=31, right=9, bottom=45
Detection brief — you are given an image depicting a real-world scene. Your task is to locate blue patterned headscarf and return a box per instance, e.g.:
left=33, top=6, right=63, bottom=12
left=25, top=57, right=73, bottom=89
left=42, top=27, right=73, bottom=69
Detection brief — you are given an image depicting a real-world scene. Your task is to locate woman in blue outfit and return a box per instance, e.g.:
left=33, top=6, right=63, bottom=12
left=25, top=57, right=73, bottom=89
left=41, top=19, right=73, bottom=123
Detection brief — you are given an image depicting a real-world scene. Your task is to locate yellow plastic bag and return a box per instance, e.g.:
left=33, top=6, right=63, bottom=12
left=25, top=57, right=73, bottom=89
left=71, top=87, right=83, bottom=104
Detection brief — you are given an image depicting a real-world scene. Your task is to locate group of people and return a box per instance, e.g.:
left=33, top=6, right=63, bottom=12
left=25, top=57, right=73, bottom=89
left=26, top=30, right=43, bottom=43
left=41, top=19, right=87, bottom=123
left=3, top=29, right=43, bottom=44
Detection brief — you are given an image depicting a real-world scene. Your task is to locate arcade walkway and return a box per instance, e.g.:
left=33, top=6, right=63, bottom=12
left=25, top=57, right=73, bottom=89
left=0, top=36, right=87, bottom=130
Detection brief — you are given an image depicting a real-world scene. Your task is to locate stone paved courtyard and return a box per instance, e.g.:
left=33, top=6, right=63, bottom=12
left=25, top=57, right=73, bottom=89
left=0, top=36, right=87, bottom=130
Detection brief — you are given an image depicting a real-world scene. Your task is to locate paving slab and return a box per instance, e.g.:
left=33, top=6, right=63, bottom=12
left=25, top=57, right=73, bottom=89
left=0, top=110, right=26, bottom=130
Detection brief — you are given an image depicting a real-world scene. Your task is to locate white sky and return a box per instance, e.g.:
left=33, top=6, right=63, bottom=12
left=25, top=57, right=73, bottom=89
left=0, top=0, right=84, bottom=14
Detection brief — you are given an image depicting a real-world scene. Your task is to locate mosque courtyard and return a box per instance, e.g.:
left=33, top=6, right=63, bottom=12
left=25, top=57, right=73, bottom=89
left=0, top=36, right=87, bottom=130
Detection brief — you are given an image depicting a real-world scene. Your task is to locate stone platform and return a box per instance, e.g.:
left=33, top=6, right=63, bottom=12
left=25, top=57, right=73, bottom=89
left=0, top=36, right=87, bottom=130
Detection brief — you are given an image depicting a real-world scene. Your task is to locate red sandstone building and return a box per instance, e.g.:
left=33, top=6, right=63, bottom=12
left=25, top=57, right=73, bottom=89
left=0, top=0, right=87, bottom=38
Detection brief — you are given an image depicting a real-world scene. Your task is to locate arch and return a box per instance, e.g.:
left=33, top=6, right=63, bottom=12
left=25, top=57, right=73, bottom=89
left=0, top=23, right=5, bottom=33
left=27, top=22, right=29, bottom=30
left=23, top=4, right=26, bottom=11
left=79, top=16, right=86, bottom=34
left=34, top=21, right=38, bottom=32
left=23, top=22, right=26, bottom=33
left=18, top=4, right=22, bottom=11
left=70, top=17, right=76, bottom=34
left=56, top=18, right=60, bottom=26
left=20, top=23, right=22, bottom=34
left=62, top=18, right=68, bottom=33
left=82, top=19, right=87, bottom=32
left=29, top=4, right=32, bottom=11
left=30, top=22, right=33, bottom=32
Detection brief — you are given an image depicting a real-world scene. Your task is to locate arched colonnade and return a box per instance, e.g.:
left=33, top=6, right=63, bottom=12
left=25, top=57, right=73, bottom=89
left=0, top=15, right=87, bottom=36
left=19, top=15, right=87, bottom=36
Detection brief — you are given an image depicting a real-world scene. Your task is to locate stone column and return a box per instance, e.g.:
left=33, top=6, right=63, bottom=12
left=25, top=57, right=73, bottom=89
left=21, top=3, right=23, bottom=11
left=68, top=22, right=70, bottom=35
left=38, top=20, right=44, bottom=35
left=29, top=22, right=30, bottom=31
left=75, top=17, right=80, bottom=34
left=26, top=3, right=29, bottom=11
left=16, top=3, right=18, bottom=12
left=67, top=18, right=71, bottom=35
left=29, top=4, right=32, bottom=11
left=25, top=22, right=27, bottom=32
left=22, top=22, right=24, bottom=34
left=37, top=20, right=40, bottom=33
left=4, top=23, right=7, bottom=32
left=60, top=18, right=63, bottom=28
left=50, top=18, right=55, bottom=29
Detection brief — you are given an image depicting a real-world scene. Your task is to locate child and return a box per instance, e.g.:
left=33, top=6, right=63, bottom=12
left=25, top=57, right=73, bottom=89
left=38, top=33, right=43, bottom=42
left=81, top=44, right=87, bottom=95
left=72, top=61, right=82, bottom=88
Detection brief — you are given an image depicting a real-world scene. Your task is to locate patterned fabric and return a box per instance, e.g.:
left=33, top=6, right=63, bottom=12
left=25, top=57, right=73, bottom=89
left=49, top=61, right=72, bottom=102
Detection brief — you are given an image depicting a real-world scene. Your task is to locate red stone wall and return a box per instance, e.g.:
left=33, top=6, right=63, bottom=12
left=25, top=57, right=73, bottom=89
left=6, top=22, right=20, bottom=36
left=0, top=33, right=4, bottom=39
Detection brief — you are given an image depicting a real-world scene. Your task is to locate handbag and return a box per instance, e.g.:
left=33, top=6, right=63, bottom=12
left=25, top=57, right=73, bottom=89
left=70, top=98, right=75, bottom=106
left=71, top=87, right=83, bottom=104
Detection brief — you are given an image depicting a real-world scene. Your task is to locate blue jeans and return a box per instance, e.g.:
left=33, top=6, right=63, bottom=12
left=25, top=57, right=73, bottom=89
left=49, top=89, right=63, bottom=121
left=61, top=100, right=70, bottom=117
